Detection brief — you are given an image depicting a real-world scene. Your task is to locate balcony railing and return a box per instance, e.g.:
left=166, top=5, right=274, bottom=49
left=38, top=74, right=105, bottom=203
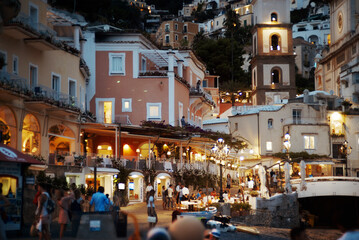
left=8, top=12, right=57, bottom=37
left=0, top=71, right=84, bottom=112
left=115, top=114, right=132, bottom=125
left=190, top=87, right=215, bottom=104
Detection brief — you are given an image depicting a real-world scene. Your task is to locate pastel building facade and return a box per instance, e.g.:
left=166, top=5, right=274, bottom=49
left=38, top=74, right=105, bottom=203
left=0, top=0, right=88, bottom=162
left=84, top=31, right=215, bottom=128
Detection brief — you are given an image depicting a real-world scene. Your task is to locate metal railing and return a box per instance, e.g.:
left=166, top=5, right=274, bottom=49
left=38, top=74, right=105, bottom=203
left=0, top=71, right=30, bottom=92
left=0, top=71, right=84, bottom=112
left=9, top=12, right=57, bottom=37
left=290, top=176, right=359, bottom=184
left=190, top=87, right=214, bottom=102
left=115, top=115, right=132, bottom=125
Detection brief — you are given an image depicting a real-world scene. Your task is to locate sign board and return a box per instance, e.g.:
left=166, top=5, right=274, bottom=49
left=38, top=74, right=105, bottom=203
left=129, top=182, right=135, bottom=190
left=89, top=220, right=101, bottom=231
left=25, top=176, right=35, bottom=185
left=118, top=183, right=125, bottom=190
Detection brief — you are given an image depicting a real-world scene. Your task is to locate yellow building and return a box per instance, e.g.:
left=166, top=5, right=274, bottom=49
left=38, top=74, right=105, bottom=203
left=0, top=0, right=89, bottom=164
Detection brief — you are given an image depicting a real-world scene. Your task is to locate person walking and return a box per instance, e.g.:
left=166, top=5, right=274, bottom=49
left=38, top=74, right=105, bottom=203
left=146, top=183, right=153, bottom=199
left=175, top=182, right=181, bottom=207
left=0, top=184, right=10, bottom=240
left=226, top=174, right=231, bottom=190
left=90, top=186, right=109, bottom=212
left=58, top=189, right=74, bottom=239
left=70, top=189, right=83, bottom=237
left=35, top=183, right=52, bottom=240
left=167, top=185, right=174, bottom=210
left=147, top=190, right=157, bottom=228
left=162, top=186, right=167, bottom=210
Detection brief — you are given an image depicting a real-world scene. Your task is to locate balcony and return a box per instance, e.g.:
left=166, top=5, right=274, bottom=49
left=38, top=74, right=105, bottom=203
left=190, top=87, right=215, bottom=106
left=4, top=12, right=57, bottom=39
left=0, top=71, right=84, bottom=112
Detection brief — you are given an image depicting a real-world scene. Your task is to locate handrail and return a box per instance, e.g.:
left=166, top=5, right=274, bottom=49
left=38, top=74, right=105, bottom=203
left=291, top=176, right=359, bottom=184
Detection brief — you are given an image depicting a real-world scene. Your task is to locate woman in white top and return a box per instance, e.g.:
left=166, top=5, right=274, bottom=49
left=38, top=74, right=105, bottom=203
left=147, top=189, right=157, bottom=228
left=36, top=183, right=51, bottom=240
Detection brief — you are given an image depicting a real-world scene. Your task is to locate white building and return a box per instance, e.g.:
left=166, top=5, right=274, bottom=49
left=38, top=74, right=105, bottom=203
left=292, top=19, right=330, bottom=47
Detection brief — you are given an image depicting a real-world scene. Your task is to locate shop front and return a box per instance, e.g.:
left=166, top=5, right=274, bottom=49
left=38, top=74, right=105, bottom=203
left=128, top=172, right=144, bottom=202
left=0, top=143, right=43, bottom=232
left=155, top=172, right=171, bottom=199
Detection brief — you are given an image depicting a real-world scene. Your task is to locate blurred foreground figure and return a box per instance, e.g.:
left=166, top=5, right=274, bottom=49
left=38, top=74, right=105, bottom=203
left=169, top=216, right=205, bottom=240
left=147, top=227, right=171, bottom=240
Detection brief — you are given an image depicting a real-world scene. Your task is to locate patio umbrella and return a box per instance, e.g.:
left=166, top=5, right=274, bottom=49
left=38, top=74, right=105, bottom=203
left=284, top=162, right=292, bottom=193
left=300, top=160, right=307, bottom=191
left=258, top=165, right=269, bottom=198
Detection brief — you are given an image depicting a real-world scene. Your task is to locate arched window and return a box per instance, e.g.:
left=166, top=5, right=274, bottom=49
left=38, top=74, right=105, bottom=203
left=22, top=114, right=40, bottom=154
left=271, top=34, right=279, bottom=51
left=271, top=13, right=278, bottom=22
left=271, top=68, right=281, bottom=84
left=268, top=119, right=273, bottom=129
left=0, top=106, right=17, bottom=148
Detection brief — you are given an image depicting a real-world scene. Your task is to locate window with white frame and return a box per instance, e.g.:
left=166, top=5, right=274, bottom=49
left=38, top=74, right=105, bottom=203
left=96, top=98, right=115, bottom=123
left=29, top=3, right=38, bottom=29
left=122, top=98, right=132, bottom=112
left=165, top=35, right=170, bottom=43
left=268, top=119, right=273, bottom=129
left=141, top=57, right=146, bottom=72
left=165, top=24, right=170, bottom=32
left=266, top=141, right=273, bottom=151
left=29, top=64, right=38, bottom=89
left=147, top=103, right=161, bottom=120
left=12, top=55, right=18, bottom=74
left=68, top=79, right=76, bottom=97
left=304, top=135, right=315, bottom=150
left=109, top=53, right=125, bottom=75
left=51, top=73, right=61, bottom=93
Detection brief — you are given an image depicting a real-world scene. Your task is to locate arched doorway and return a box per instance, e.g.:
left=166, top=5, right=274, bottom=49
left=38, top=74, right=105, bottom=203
left=22, top=114, right=40, bottom=155
left=138, top=142, right=158, bottom=159
left=128, top=172, right=144, bottom=202
left=48, top=124, right=75, bottom=154
left=155, top=172, right=171, bottom=199
left=0, top=106, right=17, bottom=148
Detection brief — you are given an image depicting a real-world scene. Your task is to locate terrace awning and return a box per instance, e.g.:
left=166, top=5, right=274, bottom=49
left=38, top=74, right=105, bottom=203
left=0, top=143, right=44, bottom=165
left=140, top=50, right=184, bottom=68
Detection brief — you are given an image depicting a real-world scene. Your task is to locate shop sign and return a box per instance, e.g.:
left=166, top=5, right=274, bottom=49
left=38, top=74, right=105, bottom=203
left=89, top=220, right=101, bottom=231
left=25, top=177, right=35, bottom=185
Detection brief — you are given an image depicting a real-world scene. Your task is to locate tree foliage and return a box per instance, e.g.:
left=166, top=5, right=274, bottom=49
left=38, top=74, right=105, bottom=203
left=49, top=0, right=142, bottom=29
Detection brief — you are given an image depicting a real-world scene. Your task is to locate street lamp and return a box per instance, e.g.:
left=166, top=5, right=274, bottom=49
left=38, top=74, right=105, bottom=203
left=211, top=138, right=230, bottom=202
left=340, top=140, right=352, bottom=176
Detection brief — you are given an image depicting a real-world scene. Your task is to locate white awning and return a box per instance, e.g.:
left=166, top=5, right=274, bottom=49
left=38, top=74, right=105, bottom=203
left=156, top=173, right=171, bottom=179
left=129, top=172, right=144, bottom=178
left=86, top=167, right=120, bottom=174
left=306, top=161, right=334, bottom=165
left=28, top=164, right=47, bottom=171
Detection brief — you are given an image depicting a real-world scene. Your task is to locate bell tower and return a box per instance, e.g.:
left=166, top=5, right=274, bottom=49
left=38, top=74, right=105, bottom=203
left=251, top=0, right=296, bottom=105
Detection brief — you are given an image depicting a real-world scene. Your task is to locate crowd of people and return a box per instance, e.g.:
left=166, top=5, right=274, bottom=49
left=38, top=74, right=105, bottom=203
left=29, top=183, right=117, bottom=240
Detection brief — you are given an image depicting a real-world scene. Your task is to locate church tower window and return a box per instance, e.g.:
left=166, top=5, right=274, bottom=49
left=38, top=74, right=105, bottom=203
left=271, top=13, right=278, bottom=22
left=271, top=34, right=280, bottom=51
left=271, top=68, right=281, bottom=84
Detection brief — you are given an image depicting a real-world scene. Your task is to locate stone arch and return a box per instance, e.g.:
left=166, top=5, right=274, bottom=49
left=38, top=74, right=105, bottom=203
left=271, top=67, right=282, bottom=84
left=0, top=106, right=17, bottom=148
left=270, top=33, right=281, bottom=51
left=22, top=114, right=40, bottom=154
left=48, top=124, right=75, bottom=155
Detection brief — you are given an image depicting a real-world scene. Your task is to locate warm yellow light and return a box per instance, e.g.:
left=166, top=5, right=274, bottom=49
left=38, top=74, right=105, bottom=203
left=136, top=148, right=140, bottom=153
left=108, top=146, right=112, bottom=150
left=97, top=145, right=102, bottom=150
left=124, top=144, right=130, bottom=150
left=331, top=112, right=342, bottom=121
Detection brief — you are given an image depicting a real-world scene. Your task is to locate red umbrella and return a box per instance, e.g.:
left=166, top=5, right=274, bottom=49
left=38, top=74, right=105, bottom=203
left=0, top=143, right=44, bottom=165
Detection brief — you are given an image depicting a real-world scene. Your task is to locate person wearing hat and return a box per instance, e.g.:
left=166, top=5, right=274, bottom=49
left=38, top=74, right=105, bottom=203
left=210, top=229, right=220, bottom=240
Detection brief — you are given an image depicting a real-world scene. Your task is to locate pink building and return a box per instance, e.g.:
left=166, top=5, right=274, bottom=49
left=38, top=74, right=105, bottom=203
left=84, top=30, right=216, bottom=127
